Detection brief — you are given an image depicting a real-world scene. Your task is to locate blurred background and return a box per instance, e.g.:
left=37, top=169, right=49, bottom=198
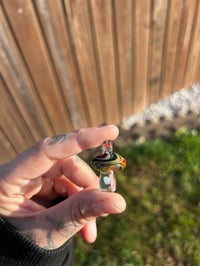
left=0, top=0, right=200, bottom=265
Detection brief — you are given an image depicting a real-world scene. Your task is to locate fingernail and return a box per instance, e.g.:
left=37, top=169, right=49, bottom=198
left=100, top=124, right=116, bottom=129
left=100, top=123, right=107, bottom=127
left=94, top=200, right=125, bottom=215
left=109, top=202, right=125, bottom=213
left=92, top=201, right=109, bottom=216
left=89, top=221, right=97, bottom=236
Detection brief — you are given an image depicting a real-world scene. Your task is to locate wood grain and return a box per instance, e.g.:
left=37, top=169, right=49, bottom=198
left=134, top=0, right=151, bottom=112
left=2, top=0, right=73, bottom=133
left=0, top=0, right=199, bottom=162
left=90, top=0, right=119, bottom=124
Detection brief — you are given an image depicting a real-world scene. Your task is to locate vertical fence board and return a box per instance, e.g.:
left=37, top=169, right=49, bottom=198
left=148, top=0, right=168, bottom=104
left=35, top=0, right=89, bottom=129
left=160, top=0, right=183, bottom=98
left=172, top=0, right=198, bottom=92
left=0, top=4, right=53, bottom=141
left=0, top=77, right=34, bottom=152
left=134, top=0, right=151, bottom=112
left=63, top=0, right=104, bottom=126
left=113, top=0, right=133, bottom=117
left=194, top=50, right=200, bottom=81
left=183, top=0, right=200, bottom=86
left=90, top=0, right=119, bottom=124
left=0, top=127, right=17, bottom=163
left=2, top=0, right=73, bottom=133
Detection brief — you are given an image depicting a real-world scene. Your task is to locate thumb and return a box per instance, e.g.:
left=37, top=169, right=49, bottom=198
left=42, top=189, right=126, bottom=248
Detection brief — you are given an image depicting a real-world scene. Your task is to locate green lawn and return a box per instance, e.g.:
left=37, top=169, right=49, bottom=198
left=75, top=128, right=200, bottom=266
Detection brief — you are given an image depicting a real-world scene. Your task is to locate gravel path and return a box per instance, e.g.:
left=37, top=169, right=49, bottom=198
left=118, top=83, right=200, bottom=144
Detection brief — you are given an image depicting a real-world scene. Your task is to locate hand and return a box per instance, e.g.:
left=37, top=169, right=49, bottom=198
left=0, top=125, right=126, bottom=249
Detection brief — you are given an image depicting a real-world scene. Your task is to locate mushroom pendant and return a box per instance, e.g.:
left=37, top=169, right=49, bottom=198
left=91, top=140, right=126, bottom=192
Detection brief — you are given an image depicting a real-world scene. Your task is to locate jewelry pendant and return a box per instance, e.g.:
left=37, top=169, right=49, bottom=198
left=91, top=140, right=126, bottom=192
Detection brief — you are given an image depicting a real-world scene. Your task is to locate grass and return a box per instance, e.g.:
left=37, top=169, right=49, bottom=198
left=75, top=128, right=200, bottom=266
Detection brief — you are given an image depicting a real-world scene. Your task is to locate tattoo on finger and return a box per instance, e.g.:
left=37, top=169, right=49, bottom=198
left=46, top=231, right=55, bottom=249
left=47, top=133, right=70, bottom=145
left=44, top=216, right=79, bottom=249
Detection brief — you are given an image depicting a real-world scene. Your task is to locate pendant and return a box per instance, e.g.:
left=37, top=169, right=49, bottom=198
left=91, top=140, right=126, bottom=192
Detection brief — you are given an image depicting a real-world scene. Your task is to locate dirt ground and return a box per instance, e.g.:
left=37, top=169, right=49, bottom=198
left=117, top=111, right=200, bottom=146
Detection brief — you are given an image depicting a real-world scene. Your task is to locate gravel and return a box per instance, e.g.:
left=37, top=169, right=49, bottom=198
left=119, top=83, right=200, bottom=143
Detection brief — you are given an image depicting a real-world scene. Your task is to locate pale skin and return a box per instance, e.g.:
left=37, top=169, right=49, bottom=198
left=0, top=125, right=126, bottom=249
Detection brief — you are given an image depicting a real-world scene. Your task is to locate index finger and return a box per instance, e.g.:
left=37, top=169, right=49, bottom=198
left=4, top=125, right=119, bottom=179
left=44, top=125, right=119, bottom=160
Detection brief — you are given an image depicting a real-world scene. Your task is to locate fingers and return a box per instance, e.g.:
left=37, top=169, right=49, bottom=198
left=5, top=125, right=119, bottom=180
left=34, top=155, right=99, bottom=200
left=80, top=220, right=97, bottom=243
left=41, top=189, right=126, bottom=248
left=60, top=156, right=99, bottom=188
left=44, top=125, right=119, bottom=159
left=43, top=155, right=99, bottom=189
left=6, top=189, right=126, bottom=249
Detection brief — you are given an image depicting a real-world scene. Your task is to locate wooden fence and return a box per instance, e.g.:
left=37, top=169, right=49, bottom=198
left=0, top=0, right=200, bottom=163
